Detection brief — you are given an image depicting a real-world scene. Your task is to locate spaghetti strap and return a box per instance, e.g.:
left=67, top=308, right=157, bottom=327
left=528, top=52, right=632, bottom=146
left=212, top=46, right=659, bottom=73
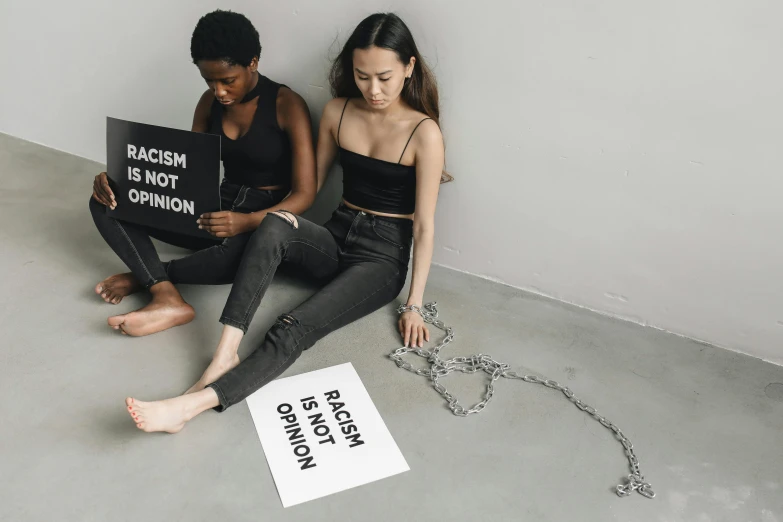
left=398, top=118, right=432, bottom=163
left=336, top=98, right=350, bottom=147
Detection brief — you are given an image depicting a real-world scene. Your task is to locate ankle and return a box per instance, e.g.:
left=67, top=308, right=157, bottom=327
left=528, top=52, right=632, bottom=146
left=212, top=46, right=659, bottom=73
left=184, top=388, right=220, bottom=418
left=213, top=348, right=239, bottom=363
left=149, top=281, right=182, bottom=300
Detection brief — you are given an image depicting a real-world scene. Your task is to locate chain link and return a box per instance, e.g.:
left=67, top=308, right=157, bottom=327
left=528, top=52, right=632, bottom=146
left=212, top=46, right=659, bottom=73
left=392, top=302, right=655, bottom=499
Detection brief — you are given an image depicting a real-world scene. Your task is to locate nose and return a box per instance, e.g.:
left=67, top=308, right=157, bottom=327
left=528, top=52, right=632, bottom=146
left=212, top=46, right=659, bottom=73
left=370, top=79, right=382, bottom=96
left=214, top=84, right=227, bottom=98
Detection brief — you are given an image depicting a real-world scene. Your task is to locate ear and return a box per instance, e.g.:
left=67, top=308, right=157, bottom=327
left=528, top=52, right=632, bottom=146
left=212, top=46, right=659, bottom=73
left=406, top=56, right=416, bottom=78
left=249, top=57, right=259, bottom=73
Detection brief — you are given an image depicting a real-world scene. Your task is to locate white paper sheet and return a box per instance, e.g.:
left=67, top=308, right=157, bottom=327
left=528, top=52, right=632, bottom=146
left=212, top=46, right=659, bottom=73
left=246, top=362, right=409, bottom=507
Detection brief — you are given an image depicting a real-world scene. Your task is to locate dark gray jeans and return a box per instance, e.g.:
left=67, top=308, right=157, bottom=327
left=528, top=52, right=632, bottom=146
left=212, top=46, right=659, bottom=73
left=208, top=203, right=412, bottom=411
left=89, top=180, right=288, bottom=288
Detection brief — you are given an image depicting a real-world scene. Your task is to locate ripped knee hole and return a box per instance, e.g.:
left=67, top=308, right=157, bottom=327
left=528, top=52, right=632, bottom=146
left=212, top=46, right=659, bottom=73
left=276, top=313, right=299, bottom=329
left=269, top=210, right=299, bottom=229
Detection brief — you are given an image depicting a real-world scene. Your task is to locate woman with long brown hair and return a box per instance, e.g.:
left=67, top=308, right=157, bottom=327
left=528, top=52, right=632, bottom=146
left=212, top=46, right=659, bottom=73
left=125, top=12, right=449, bottom=433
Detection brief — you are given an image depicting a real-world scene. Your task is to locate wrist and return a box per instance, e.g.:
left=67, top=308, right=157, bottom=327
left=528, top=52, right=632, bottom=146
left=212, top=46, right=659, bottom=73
left=398, top=303, right=422, bottom=315
left=246, top=211, right=263, bottom=230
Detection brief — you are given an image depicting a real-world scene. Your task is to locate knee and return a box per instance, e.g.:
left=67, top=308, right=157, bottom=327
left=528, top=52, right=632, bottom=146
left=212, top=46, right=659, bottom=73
left=267, top=210, right=299, bottom=229
left=250, top=210, right=298, bottom=246
left=265, top=313, right=304, bottom=353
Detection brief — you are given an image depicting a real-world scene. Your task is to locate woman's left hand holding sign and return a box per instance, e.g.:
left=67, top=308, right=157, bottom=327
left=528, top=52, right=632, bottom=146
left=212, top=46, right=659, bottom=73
left=197, top=211, right=254, bottom=238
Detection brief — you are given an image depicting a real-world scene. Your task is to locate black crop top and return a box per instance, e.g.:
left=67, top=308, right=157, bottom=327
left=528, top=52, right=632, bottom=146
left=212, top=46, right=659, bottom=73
left=337, top=99, right=429, bottom=215
left=208, top=73, right=292, bottom=187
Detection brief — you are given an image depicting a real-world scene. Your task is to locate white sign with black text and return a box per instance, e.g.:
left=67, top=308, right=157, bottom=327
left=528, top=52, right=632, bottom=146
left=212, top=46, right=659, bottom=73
left=246, top=363, right=409, bottom=507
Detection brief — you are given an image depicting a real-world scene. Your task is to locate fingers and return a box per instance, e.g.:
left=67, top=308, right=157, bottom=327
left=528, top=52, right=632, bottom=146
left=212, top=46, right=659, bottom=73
left=92, top=189, right=113, bottom=208
left=199, top=212, right=238, bottom=237
left=198, top=214, right=231, bottom=229
left=412, top=325, right=425, bottom=348
left=100, top=173, right=115, bottom=201
left=93, top=177, right=109, bottom=205
left=202, top=226, right=228, bottom=237
left=199, top=211, right=229, bottom=222
left=94, top=173, right=116, bottom=208
left=399, top=315, right=429, bottom=348
left=403, top=321, right=412, bottom=347
left=92, top=190, right=107, bottom=206
left=199, top=217, right=227, bottom=226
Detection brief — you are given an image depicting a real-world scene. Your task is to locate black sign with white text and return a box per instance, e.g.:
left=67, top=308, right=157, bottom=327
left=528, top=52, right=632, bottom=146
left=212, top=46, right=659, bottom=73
left=106, top=117, right=221, bottom=238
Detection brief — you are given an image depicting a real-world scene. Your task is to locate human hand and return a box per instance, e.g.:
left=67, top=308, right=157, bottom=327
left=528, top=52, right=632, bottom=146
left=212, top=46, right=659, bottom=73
left=398, top=309, right=430, bottom=348
left=197, top=211, right=254, bottom=238
left=92, top=172, right=116, bottom=209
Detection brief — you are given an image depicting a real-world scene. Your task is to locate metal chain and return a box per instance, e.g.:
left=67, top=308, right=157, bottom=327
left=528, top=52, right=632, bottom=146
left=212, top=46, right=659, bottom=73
left=391, top=302, right=655, bottom=499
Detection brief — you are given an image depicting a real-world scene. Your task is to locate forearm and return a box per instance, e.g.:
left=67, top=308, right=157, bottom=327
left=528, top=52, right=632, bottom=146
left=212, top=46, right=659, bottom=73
left=246, top=190, right=314, bottom=228
left=406, top=227, right=434, bottom=306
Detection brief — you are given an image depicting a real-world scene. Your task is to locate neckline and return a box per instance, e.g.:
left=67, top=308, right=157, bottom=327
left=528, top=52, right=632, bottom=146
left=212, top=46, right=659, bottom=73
left=339, top=147, right=415, bottom=169
left=240, top=73, right=264, bottom=103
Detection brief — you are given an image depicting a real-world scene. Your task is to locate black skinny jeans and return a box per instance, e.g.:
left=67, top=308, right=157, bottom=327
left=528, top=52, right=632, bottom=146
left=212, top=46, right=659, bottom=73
left=89, top=180, right=288, bottom=288
left=208, top=203, right=412, bottom=411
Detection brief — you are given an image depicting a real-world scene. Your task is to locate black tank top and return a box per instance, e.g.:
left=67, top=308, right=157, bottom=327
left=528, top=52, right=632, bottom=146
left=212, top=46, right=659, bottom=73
left=208, top=74, right=291, bottom=187
left=337, top=99, right=429, bottom=215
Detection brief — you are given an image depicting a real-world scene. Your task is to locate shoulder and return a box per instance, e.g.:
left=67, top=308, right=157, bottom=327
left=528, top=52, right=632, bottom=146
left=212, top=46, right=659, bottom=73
left=411, top=117, right=443, bottom=150
left=276, top=85, right=309, bottom=115
left=275, top=86, right=312, bottom=132
left=320, top=97, right=351, bottom=128
left=324, top=97, right=350, bottom=117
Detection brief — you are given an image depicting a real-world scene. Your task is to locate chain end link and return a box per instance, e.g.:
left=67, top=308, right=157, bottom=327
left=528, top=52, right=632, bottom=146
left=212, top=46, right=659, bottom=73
left=616, top=475, right=656, bottom=499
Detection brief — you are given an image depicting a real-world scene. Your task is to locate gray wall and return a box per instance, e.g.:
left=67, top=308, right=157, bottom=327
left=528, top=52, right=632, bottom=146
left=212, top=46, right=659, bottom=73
left=2, top=0, right=781, bottom=363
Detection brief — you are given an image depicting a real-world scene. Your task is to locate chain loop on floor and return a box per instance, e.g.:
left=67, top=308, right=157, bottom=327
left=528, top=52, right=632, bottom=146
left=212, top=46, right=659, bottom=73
left=391, top=302, right=655, bottom=499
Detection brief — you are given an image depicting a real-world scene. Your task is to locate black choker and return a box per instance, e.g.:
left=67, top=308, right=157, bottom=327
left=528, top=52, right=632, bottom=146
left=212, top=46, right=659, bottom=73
left=240, top=73, right=263, bottom=103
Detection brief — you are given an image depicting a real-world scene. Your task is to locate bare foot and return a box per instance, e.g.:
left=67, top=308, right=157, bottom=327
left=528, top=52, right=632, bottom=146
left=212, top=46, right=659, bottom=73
left=125, top=390, right=219, bottom=434
left=125, top=396, right=187, bottom=433
left=185, top=353, right=240, bottom=394
left=95, top=273, right=141, bottom=304
left=108, top=282, right=194, bottom=336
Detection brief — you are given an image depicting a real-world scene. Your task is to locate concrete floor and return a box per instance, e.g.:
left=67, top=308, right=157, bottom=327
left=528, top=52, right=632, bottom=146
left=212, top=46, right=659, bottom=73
left=1, top=131, right=782, bottom=522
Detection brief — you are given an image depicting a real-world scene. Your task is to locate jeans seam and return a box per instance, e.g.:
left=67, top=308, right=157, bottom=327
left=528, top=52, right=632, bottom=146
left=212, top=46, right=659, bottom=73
left=112, top=219, right=155, bottom=285
left=207, top=382, right=229, bottom=410
left=371, top=222, right=404, bottom=249
left=302, top=270, right=401, bottom=337
left=236, top=238, right=340, bottom=329
left=219, top=315, right=248, bottom=333
left=289, top=239, right=339, bottom=263
left=240, top=251, right=283, bottom=327
left=233, top=187, right=249, bottom=211
left=238, top=338, right=301, bottom=406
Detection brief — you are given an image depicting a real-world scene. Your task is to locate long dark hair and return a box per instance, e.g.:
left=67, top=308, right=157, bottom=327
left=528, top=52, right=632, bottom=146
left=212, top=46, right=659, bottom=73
left=329, top=13, right=452, bottom=182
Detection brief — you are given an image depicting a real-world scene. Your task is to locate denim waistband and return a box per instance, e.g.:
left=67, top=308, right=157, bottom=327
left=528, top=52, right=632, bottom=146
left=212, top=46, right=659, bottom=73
left=336, top=203, right=413, bottom=230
